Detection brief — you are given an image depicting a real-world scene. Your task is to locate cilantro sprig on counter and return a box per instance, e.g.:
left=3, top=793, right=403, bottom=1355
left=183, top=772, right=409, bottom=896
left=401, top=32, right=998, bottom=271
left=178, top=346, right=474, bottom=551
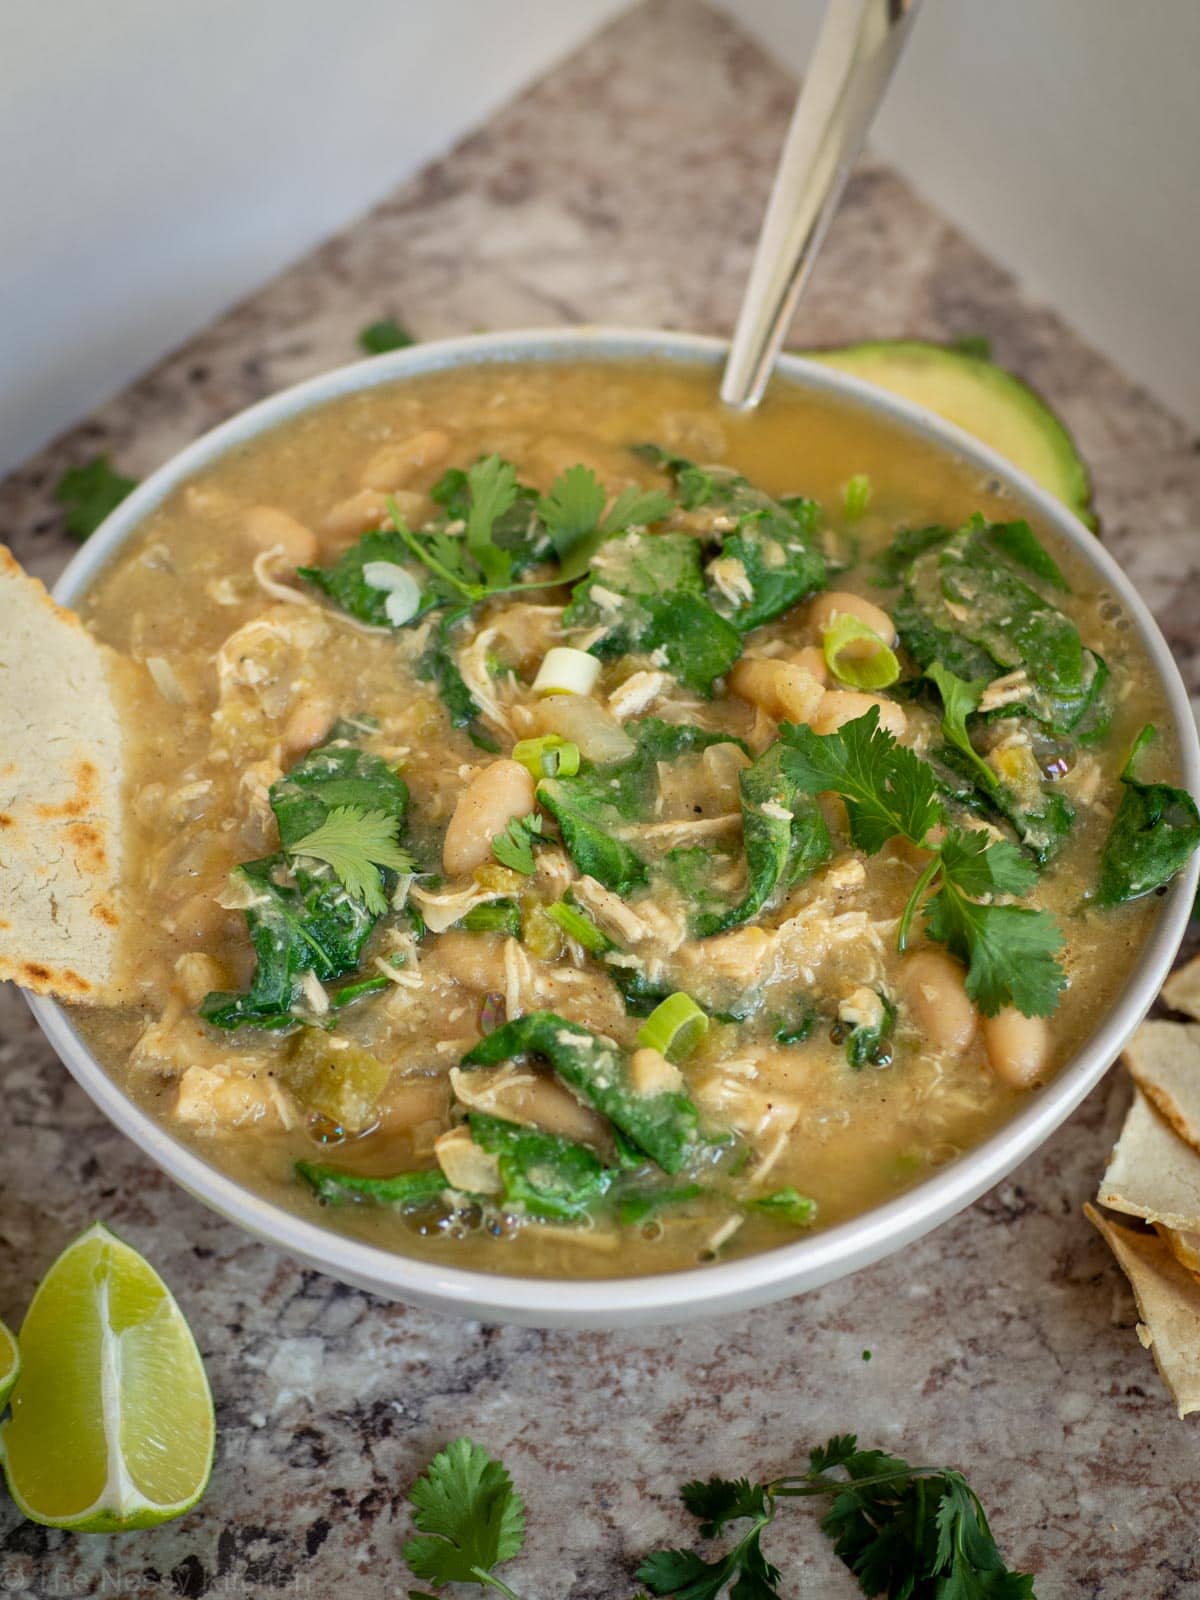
left=402, top=1434, right=1036, bottom=1600
left=54, top=456, right=139, bottom=541
left=780, top=709, right=1066, bottom=1017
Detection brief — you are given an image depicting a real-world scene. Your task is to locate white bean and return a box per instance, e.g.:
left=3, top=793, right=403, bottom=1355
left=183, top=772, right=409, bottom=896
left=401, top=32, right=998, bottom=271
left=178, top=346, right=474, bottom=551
left=808, top=590, right=897, bottom=646
left=242, top=506, right=317, bottom=566
left=898, top=949, right=977, bottom=1056
left=788, top=644, right=829, bottom=684
left=361, top=429, right=452, bottom=491
left=442, top=760, right=536, bottom=876
left=729, top=658, right=824, bottom=723
left=983, top=1008, right=1050, bottom=1089
left=282, top=697, right=334, bottom=758
left=811, top=690, right=907, bottom=739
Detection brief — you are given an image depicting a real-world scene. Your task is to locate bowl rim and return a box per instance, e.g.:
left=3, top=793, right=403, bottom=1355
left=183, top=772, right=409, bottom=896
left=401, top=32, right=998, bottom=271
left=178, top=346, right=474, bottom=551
left=28, top=325, right=1200, bottom=1328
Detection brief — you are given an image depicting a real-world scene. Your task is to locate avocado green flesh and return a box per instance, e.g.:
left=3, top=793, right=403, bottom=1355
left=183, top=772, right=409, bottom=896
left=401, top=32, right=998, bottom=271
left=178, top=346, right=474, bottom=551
left=800, top=339, right=1093, bottom=526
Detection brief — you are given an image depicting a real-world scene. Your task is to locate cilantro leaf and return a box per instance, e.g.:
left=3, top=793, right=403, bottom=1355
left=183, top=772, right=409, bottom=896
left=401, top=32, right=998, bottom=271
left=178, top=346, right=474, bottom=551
left=539, top=469, right=675, bottom=584
left=358, top=318, right=415, bottom=355
left=780, top=712, right=1066, bottom=1017
left=925, top=876, right=1065, bottom=1017
left=637, top=1483, right=780, bottom=1600
left=538, top=465, right=607, bottom=560
left=935, top=829, right=1038, bottom=899
left=491, top=812, right=544, bottom=875
left=404, top=1437, right=526, bottom=1591
left=779, top=707, right=942, bottom=852
left=681, top=1478, right=770, bottom=1538
left=466, top=456, right=519, bottom=588
left=55, top=456, right=139, bottom=541
left=289, top=805, right=413, bottom=916
left=926, top=662, right=998, bottom=793
left=601, top=483, right=674, bottom=536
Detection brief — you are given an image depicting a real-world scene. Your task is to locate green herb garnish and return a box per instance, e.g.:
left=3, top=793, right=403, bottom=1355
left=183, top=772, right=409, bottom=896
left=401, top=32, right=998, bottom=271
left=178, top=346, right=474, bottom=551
left=404, top=1438, right=526, bottom=1600
left=290, top=805, right=412, bottom=916
left=490, top=813, right=544, bottom=876
left=926, top=661, right=998, bottom=793
left=637, top=1435, right=1036, bottom=1600
left=358, top=318, right=415, bottom=355
left=55, top=457, right=138, bottom=541
left=780, top=710, right=1066, bottom=1016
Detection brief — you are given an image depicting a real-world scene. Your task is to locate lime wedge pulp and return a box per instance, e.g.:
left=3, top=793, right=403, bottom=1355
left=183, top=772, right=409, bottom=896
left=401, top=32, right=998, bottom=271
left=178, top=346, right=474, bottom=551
left=0, top=1319, right=18, bottom=1409
left=0, top=1222, right=214, bottom=1530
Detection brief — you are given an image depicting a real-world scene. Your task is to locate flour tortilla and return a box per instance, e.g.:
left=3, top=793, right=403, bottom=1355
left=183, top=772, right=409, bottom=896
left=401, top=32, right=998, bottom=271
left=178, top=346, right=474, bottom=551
left=1163, top=955, right=1200, bottom=1022
left=0, top=547, right=128, bottom=1001
left=1085, top=1203, right=1200, bottom=1418
left=1122, top=1020, right=1200, bottom=1156
left=1098, top=1088, right=1200, bottom=1232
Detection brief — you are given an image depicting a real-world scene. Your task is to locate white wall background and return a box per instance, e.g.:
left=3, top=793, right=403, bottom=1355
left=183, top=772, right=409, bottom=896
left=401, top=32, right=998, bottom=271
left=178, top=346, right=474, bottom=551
left=2, top=0, right=1197, bottom=476
left=0, top=0, right=625, bottom=475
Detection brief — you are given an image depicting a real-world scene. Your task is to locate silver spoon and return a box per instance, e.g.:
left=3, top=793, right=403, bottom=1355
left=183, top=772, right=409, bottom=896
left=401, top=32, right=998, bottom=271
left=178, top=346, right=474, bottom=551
left=721, top=0, right=923, bottom=411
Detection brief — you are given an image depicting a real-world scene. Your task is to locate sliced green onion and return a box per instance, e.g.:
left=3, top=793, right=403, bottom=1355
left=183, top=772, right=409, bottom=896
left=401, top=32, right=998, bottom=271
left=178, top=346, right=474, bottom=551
left=843, top=473, right=872, bottom=520
left=636, top=991, right=709, bottom=1063
left=745, top=1186, right=817, bottom=1227
left=362, top=559, right=422, bottom=626
left=458, top=900, right=522, bottom=937
left=822, top=613, right=900, bottom=690
left=544, top=899, right=612, bottom=954
left=511, top=735, right=582, bottom=780
left=532, top=646, right=601, bottom=697
left=329, top=974, right=391, bottom=1010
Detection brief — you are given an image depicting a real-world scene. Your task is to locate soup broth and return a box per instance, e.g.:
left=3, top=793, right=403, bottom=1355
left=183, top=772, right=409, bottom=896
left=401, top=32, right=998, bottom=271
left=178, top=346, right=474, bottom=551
left=71, top=361, right=1178, bottom=1278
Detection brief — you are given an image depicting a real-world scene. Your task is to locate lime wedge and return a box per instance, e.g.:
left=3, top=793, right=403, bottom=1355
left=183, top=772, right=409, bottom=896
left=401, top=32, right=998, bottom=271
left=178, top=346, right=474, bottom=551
left=0, top=1318, right=18, bottom=1408
left=0, top=1222, right=214, bottom=1530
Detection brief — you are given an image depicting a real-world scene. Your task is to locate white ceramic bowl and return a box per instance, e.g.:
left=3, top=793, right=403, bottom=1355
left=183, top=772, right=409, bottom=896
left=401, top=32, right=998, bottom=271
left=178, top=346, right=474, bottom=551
left=27, top=328, right=1200, bottom=1328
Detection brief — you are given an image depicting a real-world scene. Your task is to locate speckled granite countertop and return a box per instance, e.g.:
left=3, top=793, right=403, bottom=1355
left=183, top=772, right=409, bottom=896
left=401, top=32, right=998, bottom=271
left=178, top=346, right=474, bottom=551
left=2, top=2, right=1199, bottom=1595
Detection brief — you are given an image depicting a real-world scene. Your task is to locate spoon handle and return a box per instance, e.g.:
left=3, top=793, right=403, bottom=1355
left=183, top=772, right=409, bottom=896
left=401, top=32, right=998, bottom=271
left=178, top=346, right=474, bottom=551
left=720, top=0, right=923, bottom=411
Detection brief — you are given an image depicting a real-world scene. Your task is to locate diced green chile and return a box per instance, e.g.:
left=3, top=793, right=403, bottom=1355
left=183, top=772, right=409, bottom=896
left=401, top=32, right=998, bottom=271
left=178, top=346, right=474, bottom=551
left=693, top=743, right=830, bottom=937
left=467, top=1113, right=612, bottom=1221
left=1096, top=725, right=1200, bottom=905
left=295, top=1162, right=452, bottom=1210
left=461, top=1012, right=700, bottom=1174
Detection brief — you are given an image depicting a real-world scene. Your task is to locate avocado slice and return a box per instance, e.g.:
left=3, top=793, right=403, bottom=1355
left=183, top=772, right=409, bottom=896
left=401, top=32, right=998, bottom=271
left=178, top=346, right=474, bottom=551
left=799, top=339, right=1093, bottom=528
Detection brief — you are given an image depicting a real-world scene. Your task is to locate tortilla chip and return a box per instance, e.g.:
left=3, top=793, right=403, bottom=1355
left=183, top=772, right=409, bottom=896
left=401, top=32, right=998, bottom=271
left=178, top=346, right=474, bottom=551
left=1154, top=1223, right=1200, bottom=1278
left=1122, top=1019, right=1200, bottom=1156
left=0, top=547, right=128, bottom=1002
left=1098, top=1088, right=1200, bottom=1232
left=1163, top=954, right=1200, bottom=1022
left=1085, top=1203, right=1200, bottom=1418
